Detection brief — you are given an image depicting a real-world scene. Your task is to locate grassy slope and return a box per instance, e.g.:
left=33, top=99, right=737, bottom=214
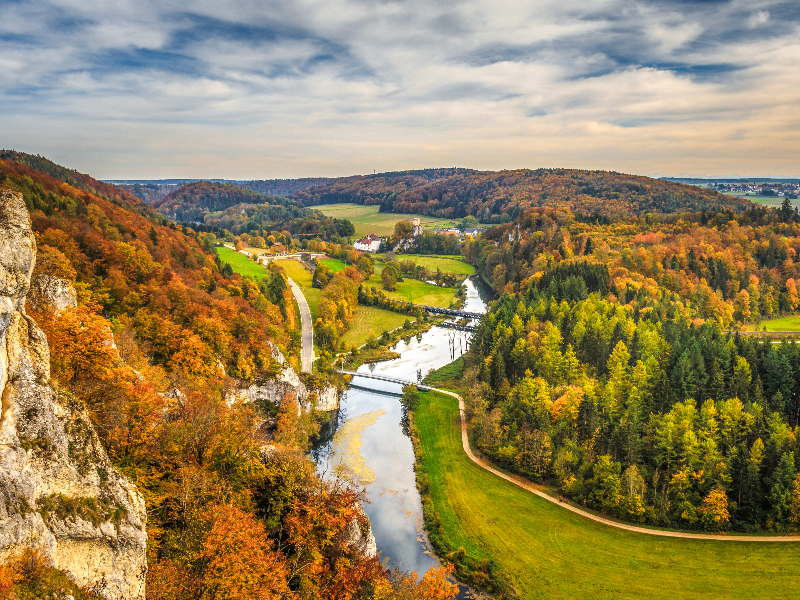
left=216, top=246, right=269, bottom=279
left=339, top=306, right=410, bottom=348
left=320, top=258, right=347, bottom=272
left=414, top=388, right=799, bottom=600
left=315, top=203, right=454, bottom=237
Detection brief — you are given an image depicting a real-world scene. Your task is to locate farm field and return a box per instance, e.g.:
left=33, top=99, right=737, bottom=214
left=216, top=246, right=269, bottom=279
left=744, top=315, right=800, bottom=331
left=339, top=306, right=410, bottom=348
left=720, top=193, right=800, bottom=208
left=414, top=387, right=800, bottom=600
left=315, top=203, right=455, bottom=237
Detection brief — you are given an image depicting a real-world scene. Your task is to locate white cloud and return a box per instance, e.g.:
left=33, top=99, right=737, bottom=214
left=0, top=0, right=798, bottom=177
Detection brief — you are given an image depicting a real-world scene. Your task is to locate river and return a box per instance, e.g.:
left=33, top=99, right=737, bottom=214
left=313, top=277, right=488, bottom=588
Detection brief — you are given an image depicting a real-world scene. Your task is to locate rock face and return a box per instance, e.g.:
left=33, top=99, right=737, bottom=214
left=27, top=274, right=77, bottom=314
left=0, top=189, right=147, bottom=599
left=230, top=342, right=339, bottom=414
left=345, top=506, right=378, bottom=559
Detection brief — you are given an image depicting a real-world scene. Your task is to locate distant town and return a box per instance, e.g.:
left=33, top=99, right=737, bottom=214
left=663, top=177, right=800, bottom=199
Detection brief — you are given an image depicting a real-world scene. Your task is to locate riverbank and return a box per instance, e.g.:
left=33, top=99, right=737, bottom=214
left=340, top=316, right=444, bottom=369
left=412, top=361, right=800, bottom=599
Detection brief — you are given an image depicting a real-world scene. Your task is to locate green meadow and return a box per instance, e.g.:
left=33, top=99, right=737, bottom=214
left=216, top=246, right=269, bottom=279
left=744, top=315, right=800, bottom=331
left=339, top=306, right=410, bottom=348
left=414, top=387, right=800, bottom=599
left=315, top=203, right=454, bottom=237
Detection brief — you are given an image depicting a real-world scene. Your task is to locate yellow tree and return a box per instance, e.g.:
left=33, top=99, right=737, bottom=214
left=698, top=485, right=730, bottom=530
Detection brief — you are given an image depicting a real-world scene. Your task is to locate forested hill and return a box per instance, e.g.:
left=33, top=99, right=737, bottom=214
left=0, top=151, right=296, bottom=380
left=1, top=149, right=151, bottom=215
left=285, top=168, right=751, bottom=221
left=239, top=176, right=333, bottom=196
left=153, top=180, right=302, bottom=223
left=151, top=180, right=355, bottom=240
left=461, top=198, right=800, bottom=534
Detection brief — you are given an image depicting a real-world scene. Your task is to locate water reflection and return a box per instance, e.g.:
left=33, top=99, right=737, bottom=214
left=314, top=278, right=489, bottom=583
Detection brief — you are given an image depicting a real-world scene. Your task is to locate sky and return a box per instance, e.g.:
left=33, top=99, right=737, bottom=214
left=1, top=0, right=799, bottom=179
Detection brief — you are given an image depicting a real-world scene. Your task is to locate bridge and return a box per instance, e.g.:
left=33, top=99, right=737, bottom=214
left=391, top=301, right=483, bottom=320
left=341, top=370, right=432, bottom=391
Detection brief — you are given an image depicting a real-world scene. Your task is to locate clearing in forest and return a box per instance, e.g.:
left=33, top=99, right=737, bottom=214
left=315, top=203, right=454, bottom=237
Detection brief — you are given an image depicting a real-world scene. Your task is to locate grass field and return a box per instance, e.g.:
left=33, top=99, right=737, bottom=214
left=320, top=258, right=347, bottom=272
left=377, top=254, right=474, bottom=275
left=364, top=274, right=459, bottom=307
left=744, top=315, right=800, bottom=331
left=315, top=203, right=455, bottom=237
left=339, top=306, right=410, bottom=348
left=414, top=388, right=800, bottom=599
left=216, top=246, right=269, bottom=279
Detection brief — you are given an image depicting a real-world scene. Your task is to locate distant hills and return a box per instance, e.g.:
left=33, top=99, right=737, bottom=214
left=285, top=168, right=750, bottom=221
left=122, top=168, right=752, bottom=226
left=5, top=150, right=753, bottom=225
left=152, top=181, right=302, bottom=223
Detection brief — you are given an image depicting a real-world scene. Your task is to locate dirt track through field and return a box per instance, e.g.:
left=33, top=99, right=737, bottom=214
left=429, top=387, right=800, bottom=542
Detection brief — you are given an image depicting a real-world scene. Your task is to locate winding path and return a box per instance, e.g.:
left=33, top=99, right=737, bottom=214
left=428, top=387, right=800, bottom=542
left=287, top=277, right=314, bottom=373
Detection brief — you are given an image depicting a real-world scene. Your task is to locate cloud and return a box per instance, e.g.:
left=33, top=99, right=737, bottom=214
left=0, top=0, right=798, bottom=177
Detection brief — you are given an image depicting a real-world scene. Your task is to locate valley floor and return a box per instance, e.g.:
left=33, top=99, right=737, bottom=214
left=414, top=385, right=800, bottom=599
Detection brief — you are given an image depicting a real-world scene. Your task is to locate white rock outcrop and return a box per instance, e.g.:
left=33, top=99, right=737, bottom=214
left=229, top=342, right=339, bottom=414
left=344, top=505, right=378, bottom=559
left=26, top=274, right=77, bottom=314
left=0, top=189, right=147, bottom=599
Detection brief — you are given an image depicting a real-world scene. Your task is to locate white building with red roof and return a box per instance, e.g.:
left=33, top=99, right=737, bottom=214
left=354, top=233, right=382, bottom=253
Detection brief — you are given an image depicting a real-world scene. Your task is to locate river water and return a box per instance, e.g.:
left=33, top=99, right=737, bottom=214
left=314, top=278, right=488, bottom=584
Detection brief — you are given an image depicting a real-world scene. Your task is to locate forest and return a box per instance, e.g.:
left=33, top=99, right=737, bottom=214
left=153, top=181, right=303, bottom=223
left=0, top=153, right=456, bottom=600
left=460, top=200, right=800, bottom=531
left=288, top=168, right=749, bottom=222
left=153, top=181, right=356, bottom=242
left=157, top=168, right=748, bottom=230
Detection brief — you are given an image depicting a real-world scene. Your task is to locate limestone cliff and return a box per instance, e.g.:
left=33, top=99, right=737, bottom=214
left=229, top=342, right=340, bottom=413
left=0, top=189, right=147, bottom=599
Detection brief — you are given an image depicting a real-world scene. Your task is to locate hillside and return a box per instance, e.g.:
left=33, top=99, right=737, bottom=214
left=0, top=152, right=447, bottom=599
left=285, top=168, right=751, bottom=221
left=152, top=180, right=302, bottom=223
left=0, top=153, right=295, bottom=378
left=239, top=176, right=334, bottom=196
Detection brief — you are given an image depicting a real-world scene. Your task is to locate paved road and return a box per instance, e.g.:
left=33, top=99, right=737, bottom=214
left=287, top=277, right=313, bottom=373
left=426, top=387, right=800, bottom=542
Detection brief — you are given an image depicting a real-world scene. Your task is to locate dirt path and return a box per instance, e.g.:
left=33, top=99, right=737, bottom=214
left=429, top=387, right=800, bottom=542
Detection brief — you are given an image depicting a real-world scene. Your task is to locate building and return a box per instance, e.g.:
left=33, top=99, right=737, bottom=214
left=412, top=217, right=423, bottom=237
left=354, top=233, right=382, bottom=253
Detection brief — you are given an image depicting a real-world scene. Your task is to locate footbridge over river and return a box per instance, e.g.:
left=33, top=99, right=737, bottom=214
left=341, top=370, right=432, bottom=391
left=396, top=303, right=483, bottom=320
